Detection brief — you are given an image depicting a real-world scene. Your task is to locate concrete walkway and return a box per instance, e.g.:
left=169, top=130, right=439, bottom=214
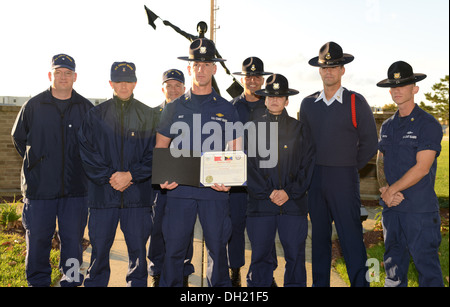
left=79, top=206, right=381, bottom=287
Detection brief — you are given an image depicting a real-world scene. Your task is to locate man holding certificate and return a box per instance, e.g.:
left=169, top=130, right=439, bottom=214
left=155, top=38, right=241, bottom=287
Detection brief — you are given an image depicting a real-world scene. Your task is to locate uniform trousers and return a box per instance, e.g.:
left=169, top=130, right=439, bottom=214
left=84, top=207, right=152, bottom=287
left=160, top=197, right=232, bottom=287
left=147, top=192, right=194, bottom=277
left=308, top=165, right=369, bottom=287
left=382, top=209, right=443, bottom=287
left=21, top=197, right=88, bottom=287
left=246, top=214, right=308, bottom=287
left=228, top=191, right=278, bottom=271
left=228, top=190, right=247, bottom=269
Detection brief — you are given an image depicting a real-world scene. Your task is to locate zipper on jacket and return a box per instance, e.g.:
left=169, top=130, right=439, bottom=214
left=61, top=112, right=65, bottom=197
left=120, top=101, right=125, bottom=209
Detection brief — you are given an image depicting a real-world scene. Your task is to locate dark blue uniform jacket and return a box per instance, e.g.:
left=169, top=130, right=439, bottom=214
left=230, top=93, right=266, bottom=123
left=247, top=109, right=315, bottom=216
left=78, top=95, right=155, bottom=208
left=11, top=88, right=93, bottom=199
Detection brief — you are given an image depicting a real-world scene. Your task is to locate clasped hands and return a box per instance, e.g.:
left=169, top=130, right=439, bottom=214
left=270, top=189, right=289, bottom=206
left=379, top=185, right=404, bottom=207
left=110, top=171, right=133, bottom=192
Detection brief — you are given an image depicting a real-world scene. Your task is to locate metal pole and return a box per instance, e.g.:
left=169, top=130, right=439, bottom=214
left=210, top=0, right=215, bottom=42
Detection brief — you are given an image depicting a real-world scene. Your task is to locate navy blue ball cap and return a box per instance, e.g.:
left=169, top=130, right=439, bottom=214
left=111, top=61, right=137, bottom=82
left=52, top=54, right=76, bottom=71
left=162, top=69, right=185, bottom=84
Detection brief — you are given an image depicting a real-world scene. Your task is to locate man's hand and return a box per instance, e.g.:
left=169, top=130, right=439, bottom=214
left=211, top=183, right=231, bottom=192
left=270, top=189, right=289, bottom=206
left=110, top=171, right=133, bottom=192
left=380, top=185, right=405, bottom=207
left=160, top=181, right=178, bottom=190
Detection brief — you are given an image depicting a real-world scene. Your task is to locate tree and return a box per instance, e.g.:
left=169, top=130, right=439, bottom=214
left=422, top=75, right=449, bottom=122
left=382, top=103, right=397, bottom=112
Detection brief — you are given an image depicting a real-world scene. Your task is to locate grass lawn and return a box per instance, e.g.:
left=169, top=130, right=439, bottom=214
left=334, top=140, right=449, bottom=287
left=0, top=232, right=61, bottom=287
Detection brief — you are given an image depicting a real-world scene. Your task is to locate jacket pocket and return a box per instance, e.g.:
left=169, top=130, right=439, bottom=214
left=27, top=155, right=44, bottom=171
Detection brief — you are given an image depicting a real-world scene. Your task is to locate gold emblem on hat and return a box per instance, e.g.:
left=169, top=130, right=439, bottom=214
left=273, top=83, right=280, bottom=90
left=325, top=53, right=331, bottom=60
left=200, top=47, right=207, bottom=54
left=251, top=64, right=256, bottom=71
left=394, top=72, right=401, bottom=79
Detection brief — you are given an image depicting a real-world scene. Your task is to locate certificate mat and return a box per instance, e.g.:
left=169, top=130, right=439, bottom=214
left=151, top=148, right=200, bottom=186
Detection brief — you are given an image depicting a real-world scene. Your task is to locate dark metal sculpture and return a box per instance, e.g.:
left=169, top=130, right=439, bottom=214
left=144, top=5, right=243, bottom=98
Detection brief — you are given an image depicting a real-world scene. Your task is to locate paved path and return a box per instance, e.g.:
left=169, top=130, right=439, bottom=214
left=78, top=206, right=381, bottom=287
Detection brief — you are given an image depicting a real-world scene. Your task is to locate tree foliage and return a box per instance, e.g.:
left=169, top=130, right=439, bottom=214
left=422, top=75, right=449, bottom=122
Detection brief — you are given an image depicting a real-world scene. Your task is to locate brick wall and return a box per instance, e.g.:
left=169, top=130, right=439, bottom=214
left=0, top=105, right=22, bottom=196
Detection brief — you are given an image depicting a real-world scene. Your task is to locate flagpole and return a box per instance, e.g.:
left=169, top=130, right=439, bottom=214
left=210, top=0, right=215, bottom=42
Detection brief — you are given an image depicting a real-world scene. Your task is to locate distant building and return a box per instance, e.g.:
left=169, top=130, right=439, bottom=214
left=1, top=96, right=29, bottom=106
left=1, top=95, right=107, bottom=106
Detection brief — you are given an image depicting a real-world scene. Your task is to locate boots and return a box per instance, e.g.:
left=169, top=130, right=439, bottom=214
left=150, top=274, right=189, bottom=287
left=230, top=268, right=242, bottom=287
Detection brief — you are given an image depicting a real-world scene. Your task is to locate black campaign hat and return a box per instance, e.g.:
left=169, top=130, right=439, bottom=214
left=377, top=61, right=426, bottom=88
left=255, top=74, right=299, bottom=97
left=308, top=42, right=354, bottom=67
left=233, top=57, right=272, bottom=76
left=178, top=38, right=226, bottom=62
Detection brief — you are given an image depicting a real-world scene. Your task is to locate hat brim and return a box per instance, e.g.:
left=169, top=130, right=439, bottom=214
left=233, top=71, right=273, bottom=76
left=308, top=54, right=354, bottom=67
left=255, top=89, right=299, bottom=97
left=52, top=64, right=75, bottom=72
left=111, top=76, right=137, bottom=83
left=178, top=56, right=226, bottom=62
left=376, top=74, right=426, bottom=88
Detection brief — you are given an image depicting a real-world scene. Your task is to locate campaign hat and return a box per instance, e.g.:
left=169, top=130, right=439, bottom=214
left=376, top=61, right=426, bottom=88
left=308, top=42, right=354, bottom=67
left=178, top=38, right=226, bottom=62
left=233, top=57, right=272, bottom=76
left=255, top=74, right=299, bottom=97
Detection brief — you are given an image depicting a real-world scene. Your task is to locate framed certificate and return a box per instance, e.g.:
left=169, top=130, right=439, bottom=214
left=152, top=148, right=247, bottom=187
left=200, top=151, right=247, bottom=186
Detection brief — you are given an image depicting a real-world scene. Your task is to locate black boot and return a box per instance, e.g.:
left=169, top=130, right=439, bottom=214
left=230, top=268, right=242, bottom=287
left=183, top=275, right=189, bottom=287
left=271, top=277, right=278, bottom=287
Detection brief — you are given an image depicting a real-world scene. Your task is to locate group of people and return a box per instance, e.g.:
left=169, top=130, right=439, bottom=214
left=11, top=38, right=444, bottom=287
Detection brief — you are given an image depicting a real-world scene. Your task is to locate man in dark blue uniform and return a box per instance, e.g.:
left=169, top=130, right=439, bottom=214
left=300, top=42, right=378, bottom=287
left=376, top=61, right=444, bottom=287
left=147, top=69, right=194, bottom=287
left=12, top=54, right=93, bottom=287
left=228, top=57, right=272, bottom=286
left=246, top=74, right=315, bottom=287
left=78, top=62, right=155, bottom=287
left=156, top=38, right=241, bottom=287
